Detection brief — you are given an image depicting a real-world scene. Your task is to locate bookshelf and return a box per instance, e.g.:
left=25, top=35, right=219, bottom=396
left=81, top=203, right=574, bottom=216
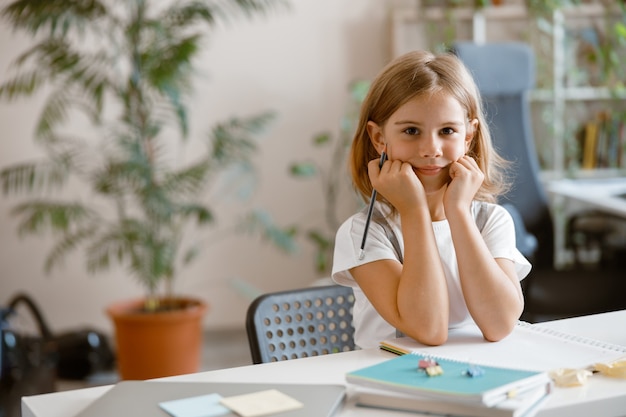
left=390, top=2, right=626, bottom=180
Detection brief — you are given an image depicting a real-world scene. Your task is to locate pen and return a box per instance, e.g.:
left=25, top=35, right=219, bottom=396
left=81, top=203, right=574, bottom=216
left=358, top=150, right=387, bottom=260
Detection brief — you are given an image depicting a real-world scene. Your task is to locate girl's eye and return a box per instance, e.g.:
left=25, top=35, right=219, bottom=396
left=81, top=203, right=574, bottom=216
left=441, top=127, right=455, bottom=135
left=403, top=127, right=419, bottom=136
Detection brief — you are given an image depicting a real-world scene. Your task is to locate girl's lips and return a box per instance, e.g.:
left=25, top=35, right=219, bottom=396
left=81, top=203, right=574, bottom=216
left=415, top=166, right=444, bottom=176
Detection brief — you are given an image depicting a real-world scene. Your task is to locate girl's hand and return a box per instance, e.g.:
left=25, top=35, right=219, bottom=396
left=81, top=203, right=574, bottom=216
left=368, top=157, right=425, bottom=214
left=443, top=155, right=484, bottom=212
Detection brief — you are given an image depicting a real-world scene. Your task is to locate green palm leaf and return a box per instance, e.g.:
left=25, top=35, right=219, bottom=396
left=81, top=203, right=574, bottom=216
left=1, top=158, right=70, bottom=194
left=44, top=225, right=100, bottom=272
left=1, top=0, right=295, bottom=306
left=12, top=201, right=95, bottom=235
left=1, top=0, right=109, bottom=36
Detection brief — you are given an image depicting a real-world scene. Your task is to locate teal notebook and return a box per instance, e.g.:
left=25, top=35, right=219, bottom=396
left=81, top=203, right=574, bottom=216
left=346, top=353, right=551, bottom=407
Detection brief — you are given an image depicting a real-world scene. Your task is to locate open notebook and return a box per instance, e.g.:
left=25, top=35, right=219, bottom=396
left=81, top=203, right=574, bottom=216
left=380, top=321, right=626, bottom=372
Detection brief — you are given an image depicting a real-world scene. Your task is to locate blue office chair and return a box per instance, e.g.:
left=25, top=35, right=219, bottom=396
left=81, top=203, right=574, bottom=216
left=453, top=42, right=626, bottom=322
left=453, top=42, right=546, bottom=266
left=246, top=285, right=355, bottom=364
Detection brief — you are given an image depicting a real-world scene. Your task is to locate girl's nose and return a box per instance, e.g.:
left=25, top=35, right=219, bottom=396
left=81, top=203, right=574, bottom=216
left=419, top=135, right=442, bottom=158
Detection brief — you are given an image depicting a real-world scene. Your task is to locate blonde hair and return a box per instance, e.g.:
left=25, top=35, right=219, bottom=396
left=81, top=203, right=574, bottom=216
left=350, top=50, right=509, bottom=205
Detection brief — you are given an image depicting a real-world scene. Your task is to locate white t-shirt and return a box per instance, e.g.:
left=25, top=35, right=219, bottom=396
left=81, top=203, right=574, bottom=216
left=331, top=200, right=532, bottom=349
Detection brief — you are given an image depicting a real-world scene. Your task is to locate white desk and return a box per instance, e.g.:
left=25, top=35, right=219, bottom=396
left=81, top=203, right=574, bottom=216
left=534, top=309, right=626, bottom=347
left=546, top=177, right=626, bottom=219
left=546, top=177, right=626, bottom=267
left=22, top=311, right=626, bottom=417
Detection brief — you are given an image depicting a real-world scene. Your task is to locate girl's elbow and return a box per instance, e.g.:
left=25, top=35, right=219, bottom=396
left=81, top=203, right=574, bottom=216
left=407, top=327, right=448, bottom=346
left=422, top=333, right=448, bottom=346
left=483, top=331, right=507, bottom=343
left=482, top=320, right=517, bottom=342
left=483, top=301, right=524, bottom=342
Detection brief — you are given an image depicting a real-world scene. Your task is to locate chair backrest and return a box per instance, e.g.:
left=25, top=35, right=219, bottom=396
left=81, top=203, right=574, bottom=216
left=453, top=42, right=554, bottom=268
left=245, top=285, right=355, bottom=364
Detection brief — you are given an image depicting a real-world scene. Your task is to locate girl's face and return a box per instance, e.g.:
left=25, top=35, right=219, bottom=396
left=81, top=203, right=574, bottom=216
left=367, top=91, right=477, bottom=193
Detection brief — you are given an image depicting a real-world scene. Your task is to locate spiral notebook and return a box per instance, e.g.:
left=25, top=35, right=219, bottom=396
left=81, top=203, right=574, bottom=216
left=346, top=352, right=551, bottom=407
left=379, top=321, right=626, bottom=372
left=354, top=384, right=551, bottom=417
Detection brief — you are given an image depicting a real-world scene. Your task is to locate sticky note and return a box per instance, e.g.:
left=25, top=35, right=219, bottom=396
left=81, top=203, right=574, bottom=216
left=159, top=393, right=231, bottom=417
left=219, top=389, right=303, bottom=417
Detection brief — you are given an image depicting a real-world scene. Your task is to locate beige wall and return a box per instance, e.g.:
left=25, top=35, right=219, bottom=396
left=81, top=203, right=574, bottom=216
left=0, top=0, right=406, bottom=334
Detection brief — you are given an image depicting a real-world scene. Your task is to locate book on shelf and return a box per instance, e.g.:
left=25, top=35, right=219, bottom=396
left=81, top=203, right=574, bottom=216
left=354, top=383, right=552, bottom=417
left=578, top=111, right=626, bottom=170
left=346, top=351, right=552, bottom=408
left=581, top=120, right=599, bottom=169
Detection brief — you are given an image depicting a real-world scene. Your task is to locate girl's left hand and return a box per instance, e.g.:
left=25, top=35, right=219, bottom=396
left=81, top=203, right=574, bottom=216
left=443, top=155, right=484, bottom=212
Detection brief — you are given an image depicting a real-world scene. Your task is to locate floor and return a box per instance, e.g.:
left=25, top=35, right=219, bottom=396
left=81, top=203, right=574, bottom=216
left=56, top=327, right=251, bottom=392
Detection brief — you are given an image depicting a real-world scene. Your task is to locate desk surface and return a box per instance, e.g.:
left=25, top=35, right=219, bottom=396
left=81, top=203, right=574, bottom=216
left=547, top=177, right=626, bottom=218
left=23, top=310, right=626, bottom=417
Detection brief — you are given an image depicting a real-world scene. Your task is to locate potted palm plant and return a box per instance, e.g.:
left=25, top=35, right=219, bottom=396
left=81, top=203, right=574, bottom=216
left=0, top=0, right=292, bottom=380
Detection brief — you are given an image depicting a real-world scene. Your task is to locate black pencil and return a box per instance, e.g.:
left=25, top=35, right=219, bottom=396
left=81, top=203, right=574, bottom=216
left=358, top=151, right=387, bottom=260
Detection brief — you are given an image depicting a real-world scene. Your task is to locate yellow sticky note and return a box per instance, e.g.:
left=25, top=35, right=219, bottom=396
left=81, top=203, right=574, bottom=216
left=219, top=389, right=303, bottom=417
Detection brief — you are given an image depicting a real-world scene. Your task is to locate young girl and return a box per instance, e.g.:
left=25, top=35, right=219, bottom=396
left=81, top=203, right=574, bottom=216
left=332, top=50, right=531, bottom=349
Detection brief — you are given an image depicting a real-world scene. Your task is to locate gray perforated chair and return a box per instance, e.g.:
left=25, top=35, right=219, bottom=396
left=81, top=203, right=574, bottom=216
left=245, top=285, right=355, bottom=364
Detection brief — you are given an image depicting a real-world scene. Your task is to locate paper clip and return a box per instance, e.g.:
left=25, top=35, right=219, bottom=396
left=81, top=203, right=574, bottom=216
left=418, top=357, right=443, bottom=376
left=463, top=364, right=485, bottom=378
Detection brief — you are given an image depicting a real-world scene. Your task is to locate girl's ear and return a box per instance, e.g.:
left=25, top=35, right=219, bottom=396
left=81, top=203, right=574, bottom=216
left=465, top=118, right=479, bottom=152
left=366, top=121, right=386, bottom=154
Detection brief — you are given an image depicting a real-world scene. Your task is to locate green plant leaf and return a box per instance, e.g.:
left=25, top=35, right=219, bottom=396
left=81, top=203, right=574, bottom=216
left=0, top=0, right=108, bottom=36
left=0, top=0, right=292, bottom=299
left=315, top=251, right=328, bottom=275
left=313, top=132, right=331, bottom=146
left=179, top=204, right=213, bottom=225
left=240, top=209, right=298, bottom=254
left=163, top=160, right=212, bottom=196
left=44, top=225, right=99, bottom=273
left=12, top=200, right=95, bottom=235
left=0, top=70, right=43, bottom=99
left=182, top=246, right=200, bottom=265
left=349, top=79, right=370, bottom=102
left=307, top=230, right=331, bottom=250
left=210, top=113, right=274, bottom=163
left=1, top=158, right=70, bottom=194
left=289, top=162, right=317, bottom=177
left=36, top=87, right=72, bottom=140
left=163, top=2, right=216, bottom=27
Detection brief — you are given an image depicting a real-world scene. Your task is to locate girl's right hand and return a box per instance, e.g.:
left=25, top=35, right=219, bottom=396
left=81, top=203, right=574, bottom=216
left=368, top=157, right=425, bottom=213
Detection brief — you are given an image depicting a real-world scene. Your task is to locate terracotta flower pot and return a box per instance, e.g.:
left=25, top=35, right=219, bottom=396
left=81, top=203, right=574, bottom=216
left=106, top=297, right=208, bottom=380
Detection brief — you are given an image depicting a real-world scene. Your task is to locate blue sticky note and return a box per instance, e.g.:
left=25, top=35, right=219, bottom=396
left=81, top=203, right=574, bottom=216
left=159, top=393, right=231, bottom=417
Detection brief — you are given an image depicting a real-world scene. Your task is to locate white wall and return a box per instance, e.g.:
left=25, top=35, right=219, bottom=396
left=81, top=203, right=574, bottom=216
left=0, top=0, right=406, bottom=334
